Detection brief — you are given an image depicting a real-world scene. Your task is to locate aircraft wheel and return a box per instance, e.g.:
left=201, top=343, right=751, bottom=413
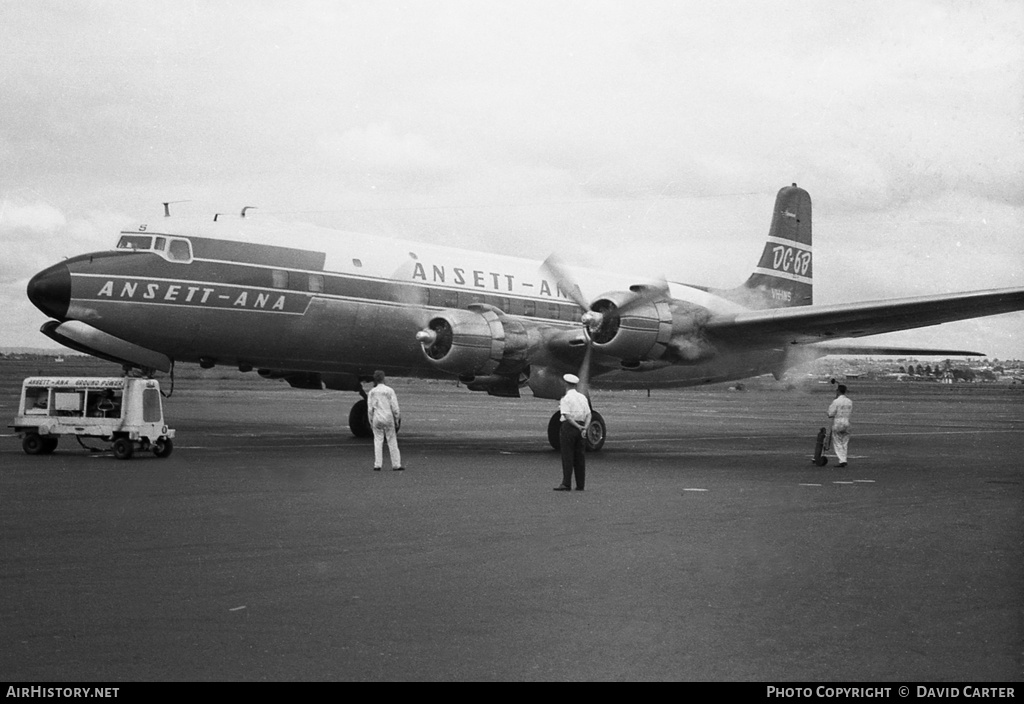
left=153, top=438, right=174, bottom=458
left=584, top=411, right=606, bottom=452
left=547, top=412, right=561, bottom=450
left=113, top=438, right=134, bottom=460
left=349, top=399, right=373, bottom=438
left=41, top=437, right=59, bottom=454
left=22, top=433, right=44, bottom=455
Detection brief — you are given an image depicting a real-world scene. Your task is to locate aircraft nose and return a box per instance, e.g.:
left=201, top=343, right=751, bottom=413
left=27, top=262, right=71, bottom=321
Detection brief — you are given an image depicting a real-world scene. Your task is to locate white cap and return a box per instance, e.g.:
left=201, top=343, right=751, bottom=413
left=563, top=373, right=580, bottom=384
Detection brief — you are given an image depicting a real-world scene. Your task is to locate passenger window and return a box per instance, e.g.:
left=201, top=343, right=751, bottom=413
left=308, top=274, right=324, bottom=292
left=524, top=301, right=536, bottom=316
left=272, top=270, right=288, bottom=289
left=167, top=239, right=192, bottom=262
left=154, top=237, right=166, bottom=252
left=429, top=288, right=458, bottom=308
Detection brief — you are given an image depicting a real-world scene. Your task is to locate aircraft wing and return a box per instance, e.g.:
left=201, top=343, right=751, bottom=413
left=806, top=344, right=984, bottom=357
left=703, top=287, right=1024, bottom=347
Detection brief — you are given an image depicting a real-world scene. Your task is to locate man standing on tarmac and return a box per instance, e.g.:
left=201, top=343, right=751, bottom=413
left=368, top=370, right=403, bottom=471
left=827, top=384, right=853, bottom=468
left=554, top=373, right=591, bottom=492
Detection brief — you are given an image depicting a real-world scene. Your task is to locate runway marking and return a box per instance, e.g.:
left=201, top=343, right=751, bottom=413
left=832, top=481, right=855, bottom=485
left=229, top=606, right=246, bottom=612
left=682, top=488, right=708, bottom=492
left=799, top=483, right=823, bottom=487
left=853, top=480, right=875, bottom=483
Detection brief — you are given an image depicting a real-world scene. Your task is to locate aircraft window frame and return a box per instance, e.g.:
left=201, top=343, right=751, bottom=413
left=116, top=235, right=154, bottom=251
left=166, top=238, right=193, bottom=263
left=116, top=234, right=193, bottom=263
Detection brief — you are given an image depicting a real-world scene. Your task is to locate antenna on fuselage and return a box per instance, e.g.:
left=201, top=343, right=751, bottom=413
left=162, top=200, right=191, bottom=217
left=240, top=206, right=257, bottom=218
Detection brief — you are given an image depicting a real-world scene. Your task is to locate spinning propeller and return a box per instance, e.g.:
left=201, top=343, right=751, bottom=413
left=540, top=254, right=669, bottom=395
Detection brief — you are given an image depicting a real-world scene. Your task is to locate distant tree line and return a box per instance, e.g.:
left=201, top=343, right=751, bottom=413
left=898, top=361, right=1000, bottom=382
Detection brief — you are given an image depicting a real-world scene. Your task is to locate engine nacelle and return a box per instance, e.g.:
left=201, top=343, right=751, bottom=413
left=417, top=304, right=532, bottom=377
left=588, top=290, right=673, bottom=362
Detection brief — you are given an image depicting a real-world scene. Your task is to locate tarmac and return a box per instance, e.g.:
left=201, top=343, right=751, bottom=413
left=1, top=362, right=1022, bottom=682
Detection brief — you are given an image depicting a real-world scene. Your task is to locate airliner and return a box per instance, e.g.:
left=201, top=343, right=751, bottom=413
left=26, top=184, right=1024, bottom=450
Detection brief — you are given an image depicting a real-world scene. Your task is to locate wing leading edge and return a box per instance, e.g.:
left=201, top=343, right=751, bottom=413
left=703, top=287, right=1024, bottom=347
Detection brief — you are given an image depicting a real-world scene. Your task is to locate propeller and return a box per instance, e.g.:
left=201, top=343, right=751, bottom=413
left=540, top=255, right=596, bottom=395
left=540, top=254, right=669, bottom=396
left=541, top=255, right=603, bottom=339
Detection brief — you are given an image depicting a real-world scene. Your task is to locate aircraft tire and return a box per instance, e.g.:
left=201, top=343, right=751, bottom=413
left=349, top=399, right=373, bottom=438
left=547, top=411, right=607, bottom=452
left=547, top=412, right=561, bottom=450
left=22, top=433, right=44, bottom=455
left=153, top=438, right=174, bottom=458
left=585, top=411, right=606, bottom=452
left=113, top=437, right=134, bottom=460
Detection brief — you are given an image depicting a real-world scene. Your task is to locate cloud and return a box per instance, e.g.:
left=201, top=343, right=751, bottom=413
left=0, top=201, right=126, bottom=284
left=316, top=124, right=459, bottom=186
left=0, top=201, right=66, bottom=237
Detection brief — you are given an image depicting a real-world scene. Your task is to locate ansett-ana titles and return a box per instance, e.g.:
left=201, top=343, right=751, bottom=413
left=86, top=277, right=309, bottom=314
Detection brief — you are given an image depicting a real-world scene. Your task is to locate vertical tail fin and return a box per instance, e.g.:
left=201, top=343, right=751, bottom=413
left=718, top=184, right=813, bottom=309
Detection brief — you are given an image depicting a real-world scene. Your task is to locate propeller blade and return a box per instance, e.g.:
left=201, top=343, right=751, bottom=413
left=577, top=341, right=593, bottom=397
left=540, top=254, right=590, bottom=311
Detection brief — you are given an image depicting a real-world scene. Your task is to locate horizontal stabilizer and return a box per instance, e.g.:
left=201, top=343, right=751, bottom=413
left=40, top=320, right=172, bottom=373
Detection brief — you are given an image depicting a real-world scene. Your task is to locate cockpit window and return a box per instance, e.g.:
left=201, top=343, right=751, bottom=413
left=117, top=235, right=153, bottom=251
left=115, top=234, right=192, bottom=262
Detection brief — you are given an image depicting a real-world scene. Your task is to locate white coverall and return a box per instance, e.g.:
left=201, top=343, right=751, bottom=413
left=827, top=393, right=853, bottom=463
left=367, top=383, right=402, bottom=469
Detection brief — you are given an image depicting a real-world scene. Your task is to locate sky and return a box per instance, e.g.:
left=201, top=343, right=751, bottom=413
left=1, top=0, right=1022, bottom=358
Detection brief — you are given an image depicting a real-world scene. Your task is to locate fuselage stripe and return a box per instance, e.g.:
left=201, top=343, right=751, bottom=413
left=752, top=267, right=812, bottom=285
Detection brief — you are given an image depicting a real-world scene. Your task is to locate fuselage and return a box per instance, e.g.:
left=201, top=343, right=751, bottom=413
left=28, top=216, right=791, bottom=393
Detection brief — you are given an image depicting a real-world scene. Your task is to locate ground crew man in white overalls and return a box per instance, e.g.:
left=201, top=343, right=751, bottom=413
left=368, top=370, right=403, bottom=471
left=827, top=384, right=853, bottom=468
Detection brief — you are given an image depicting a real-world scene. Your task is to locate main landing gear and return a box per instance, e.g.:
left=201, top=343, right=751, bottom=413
left=348, top=397, right=373, bottom=438
left=547, top=410, right=607, bottom=452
